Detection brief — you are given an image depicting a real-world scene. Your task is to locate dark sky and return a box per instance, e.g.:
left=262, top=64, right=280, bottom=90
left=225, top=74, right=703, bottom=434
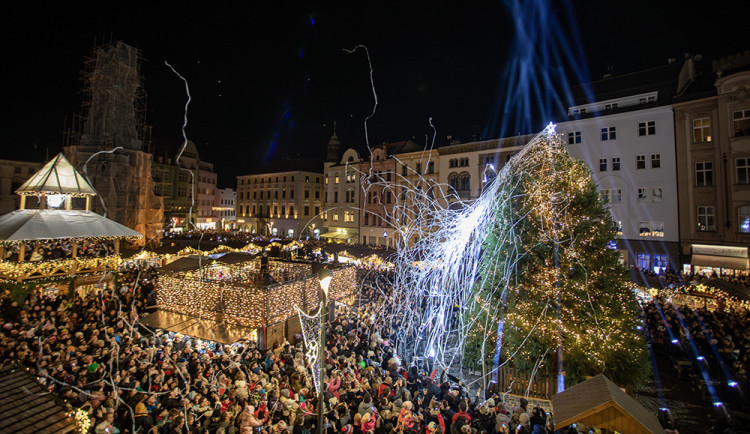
left=1, top=2, right=747, bottom=188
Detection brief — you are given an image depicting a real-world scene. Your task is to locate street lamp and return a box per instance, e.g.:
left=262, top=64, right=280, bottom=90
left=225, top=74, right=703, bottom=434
left=317, top=268, right=333, bottom=434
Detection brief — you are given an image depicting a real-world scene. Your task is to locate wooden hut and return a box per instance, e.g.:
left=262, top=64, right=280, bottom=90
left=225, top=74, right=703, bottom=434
left=551, top=374, right=663, bottom=433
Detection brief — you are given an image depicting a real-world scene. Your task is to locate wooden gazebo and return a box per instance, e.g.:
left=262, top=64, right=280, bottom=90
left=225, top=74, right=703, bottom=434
left=0, top=153, right=142, bottom=282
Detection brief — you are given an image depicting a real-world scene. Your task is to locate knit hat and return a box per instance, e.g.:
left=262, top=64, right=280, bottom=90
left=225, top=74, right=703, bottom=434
left=341, top=425, right=354, bottom=434
left=519, top=413, right=530, bottom=426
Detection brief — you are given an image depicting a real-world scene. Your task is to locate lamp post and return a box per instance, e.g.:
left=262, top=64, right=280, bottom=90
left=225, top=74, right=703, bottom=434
left=317, top=268, right=333, bottom=434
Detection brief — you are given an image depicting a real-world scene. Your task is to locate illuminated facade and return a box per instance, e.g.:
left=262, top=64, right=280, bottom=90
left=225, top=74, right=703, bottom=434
left=674, top=53, right=750, bottom=274
left=322, top=143, right=361, bottom=244
left=236, top=161, right=324, bottom=238
left=557, top=64, right=682, bottom=271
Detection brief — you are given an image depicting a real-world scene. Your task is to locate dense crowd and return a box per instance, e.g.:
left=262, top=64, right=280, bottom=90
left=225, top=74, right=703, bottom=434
left=3, top=240, right=116, bottom=262
left=643, top=298, right=750, bottom=414
left=635, top=266, right=750, bottom=290
left=0, top=262, right=559, bottom=434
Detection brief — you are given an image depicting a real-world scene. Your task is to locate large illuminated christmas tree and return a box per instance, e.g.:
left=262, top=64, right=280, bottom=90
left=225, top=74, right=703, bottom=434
left=465, top=128, right=649, bottom=388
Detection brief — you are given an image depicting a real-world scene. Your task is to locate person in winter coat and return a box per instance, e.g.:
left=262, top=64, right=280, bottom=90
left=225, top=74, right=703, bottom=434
left=240, top=404, right=263, bottom=434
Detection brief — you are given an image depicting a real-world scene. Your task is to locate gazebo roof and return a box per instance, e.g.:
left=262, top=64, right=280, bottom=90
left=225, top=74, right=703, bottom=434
left=15, top=153, right=97, bottom=197
left=0, top=209, right=142, bottom=242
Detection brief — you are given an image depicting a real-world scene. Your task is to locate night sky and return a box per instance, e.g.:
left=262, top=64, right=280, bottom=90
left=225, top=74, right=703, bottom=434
left=1, top=2, right=747, bottom=187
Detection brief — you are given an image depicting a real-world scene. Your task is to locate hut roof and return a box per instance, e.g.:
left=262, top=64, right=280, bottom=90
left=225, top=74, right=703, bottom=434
left=0, top=367, right=77, bottom=433
left=16, top=153, right=97, bottom=197
left=551, top=374, right=663, bottom=433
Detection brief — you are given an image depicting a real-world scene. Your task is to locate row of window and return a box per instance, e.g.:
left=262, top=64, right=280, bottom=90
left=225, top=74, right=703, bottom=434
left=239, top=175, right=320, bottom=185
left=364, top=213, right=390, bottom=227
left=598, top=154, right=660, bottom=171
left=325, top=173, right=358, bottom=184
left=695, top=206, right=750, bottom=233
left=240, top=204, right=321, bottom=219
left=402, top=161, right=435, bottom=175
left=567, top=121, right=657, bottom=144
left=325, top=190, right=356, bottom=203
left=695, top=158, right=750, bottom=186
left=448, top=158, right=469, bottom=168
left=366, top=190, right=393, bottom=204
left=448, top=173, right=470, bottom=192
left=601, top=187, right=664, bottom=204
left=322, top=210, right=356, bottom=223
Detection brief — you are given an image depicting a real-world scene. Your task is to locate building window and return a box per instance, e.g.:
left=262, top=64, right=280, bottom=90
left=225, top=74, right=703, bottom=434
left=636, top=155, right=645, bottom=169
left=639, top=221, right=664, bottom=237
left=289, top=206, right=294, bottom=217
left=638, top=121, right=656, bottom=136
left=638, top=187, right=647, bottom=200
left=281, top=206, right=285, bottom=216
left=611, top=189, right=622, bottom=204
left=334, top=191, right=338, bottom=202
left=737, top=158, right=750, bottom=184
left=614, top=221, right=623, bottom=237
left=315, top=191, right=320, bottom=199
left=600, top=189, right=610, bottom=203
left=652, top=187, right=663, bottom=203
left=639, top=96, right=656, bottom=104
left=333, top=213, right=339, bottom=222
left=695, top=162, right=713, bottom=186
left=325, top=175, right=328, bottom=184
left=460, top=173, right=470, bottom=191
left=449, top=173, right=459, bottom=191
left=365, top=214, right=369, bottom=225
left=304, top=206, right=309, bottom=216
left=416, top=163, right=422, bottom=175
left=651, top=154, right=661, bottom=168
left=304, top=190, right=310, bottom=199
left=733, top=109, right=750, bottom=136
left=568, top=131, right=581, bottom=144
left=604, top=103, right=618, bottom=110
left=612, top=157, right=621, bottom=171
left=599, top=158, right=607, bottom=171
left=601, top=126, right=616, bottom=141
left=697, top=206, right=716, bottom=231
left=693, top=117, right=712, bottom=143
left=334, top=174, right=339, bottom=184
left=305, top=176, right=310, bottom=183
left=739, top=206, right=750, bottom=233
left=290, top=190, right=295, bottom=199
left=427, top=162, right=435, bottom=174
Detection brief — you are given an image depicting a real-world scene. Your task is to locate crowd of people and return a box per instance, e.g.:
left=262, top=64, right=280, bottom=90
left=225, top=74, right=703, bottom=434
left=635, top=266, right=750, bottom=290
left=0, top=260, right=559, bottom=434
left=3, top=240, right=116, bottom=262
left=643, top=297, right=750, bottom=417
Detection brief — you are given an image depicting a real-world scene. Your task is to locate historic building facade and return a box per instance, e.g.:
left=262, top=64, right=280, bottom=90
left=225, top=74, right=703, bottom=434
left=674, top=53, right=750, bottom=274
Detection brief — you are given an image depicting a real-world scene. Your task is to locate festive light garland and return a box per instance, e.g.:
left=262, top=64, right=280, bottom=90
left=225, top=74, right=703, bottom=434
left=0, top=256, right=121, bottom=281
left=74, top=408, right=91, bottom=433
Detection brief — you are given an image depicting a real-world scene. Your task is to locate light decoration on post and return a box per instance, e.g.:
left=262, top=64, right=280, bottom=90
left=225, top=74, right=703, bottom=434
left=296, top=303, right=323, bottom=393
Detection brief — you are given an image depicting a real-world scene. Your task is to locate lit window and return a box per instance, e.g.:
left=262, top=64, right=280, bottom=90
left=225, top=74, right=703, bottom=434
left=333, top=213, right=339, bottom=222
left=335, top=174, right=339, bottom=184
left=739, top=206, right=750, bottom=233
left=695, top=162, right=713, bottom=186
left=697, top=206, right=716, bottom=231
left=693, top=118, right=712, bottom=143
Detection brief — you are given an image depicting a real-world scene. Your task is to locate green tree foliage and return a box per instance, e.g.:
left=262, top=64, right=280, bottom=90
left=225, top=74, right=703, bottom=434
left=465, top=131, right=649, bottom=388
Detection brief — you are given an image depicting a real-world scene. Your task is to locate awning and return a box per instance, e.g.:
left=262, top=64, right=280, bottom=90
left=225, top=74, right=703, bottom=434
left=320, top=231, right=351, bottom=239
left=692, top=254, right=749, bottom=270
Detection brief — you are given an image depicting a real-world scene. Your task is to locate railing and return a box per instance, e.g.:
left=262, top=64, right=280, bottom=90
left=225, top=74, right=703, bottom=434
left=0, top=256, right=121, bottom=282
left=489, top=365, right=555, bottom=400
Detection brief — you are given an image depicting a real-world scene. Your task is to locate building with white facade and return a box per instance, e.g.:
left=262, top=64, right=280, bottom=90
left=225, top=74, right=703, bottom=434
left=236, top=160, right=324, bottom=238
left=213, top=187, right=237, bottom=231
left=556, top=64, right=682, bottom=271
left=322, top=138, right=361, bottom=243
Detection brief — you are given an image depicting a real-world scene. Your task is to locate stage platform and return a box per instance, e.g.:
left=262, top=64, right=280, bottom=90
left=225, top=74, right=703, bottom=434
left=139, top=310, right=257, bottom=344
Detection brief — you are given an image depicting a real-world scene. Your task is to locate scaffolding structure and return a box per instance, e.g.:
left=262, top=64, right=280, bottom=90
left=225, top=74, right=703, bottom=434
left=63, top=40, right=163, bottom=245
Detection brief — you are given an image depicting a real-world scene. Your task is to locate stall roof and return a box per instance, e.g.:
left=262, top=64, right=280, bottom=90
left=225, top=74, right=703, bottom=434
left=552, top=374, right=663, bottom=433
left=0, top=209, right=142, bottom=242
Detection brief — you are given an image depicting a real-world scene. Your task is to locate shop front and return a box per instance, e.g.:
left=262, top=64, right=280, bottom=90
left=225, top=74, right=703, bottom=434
left=686, top=244, right=749, bottom=276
